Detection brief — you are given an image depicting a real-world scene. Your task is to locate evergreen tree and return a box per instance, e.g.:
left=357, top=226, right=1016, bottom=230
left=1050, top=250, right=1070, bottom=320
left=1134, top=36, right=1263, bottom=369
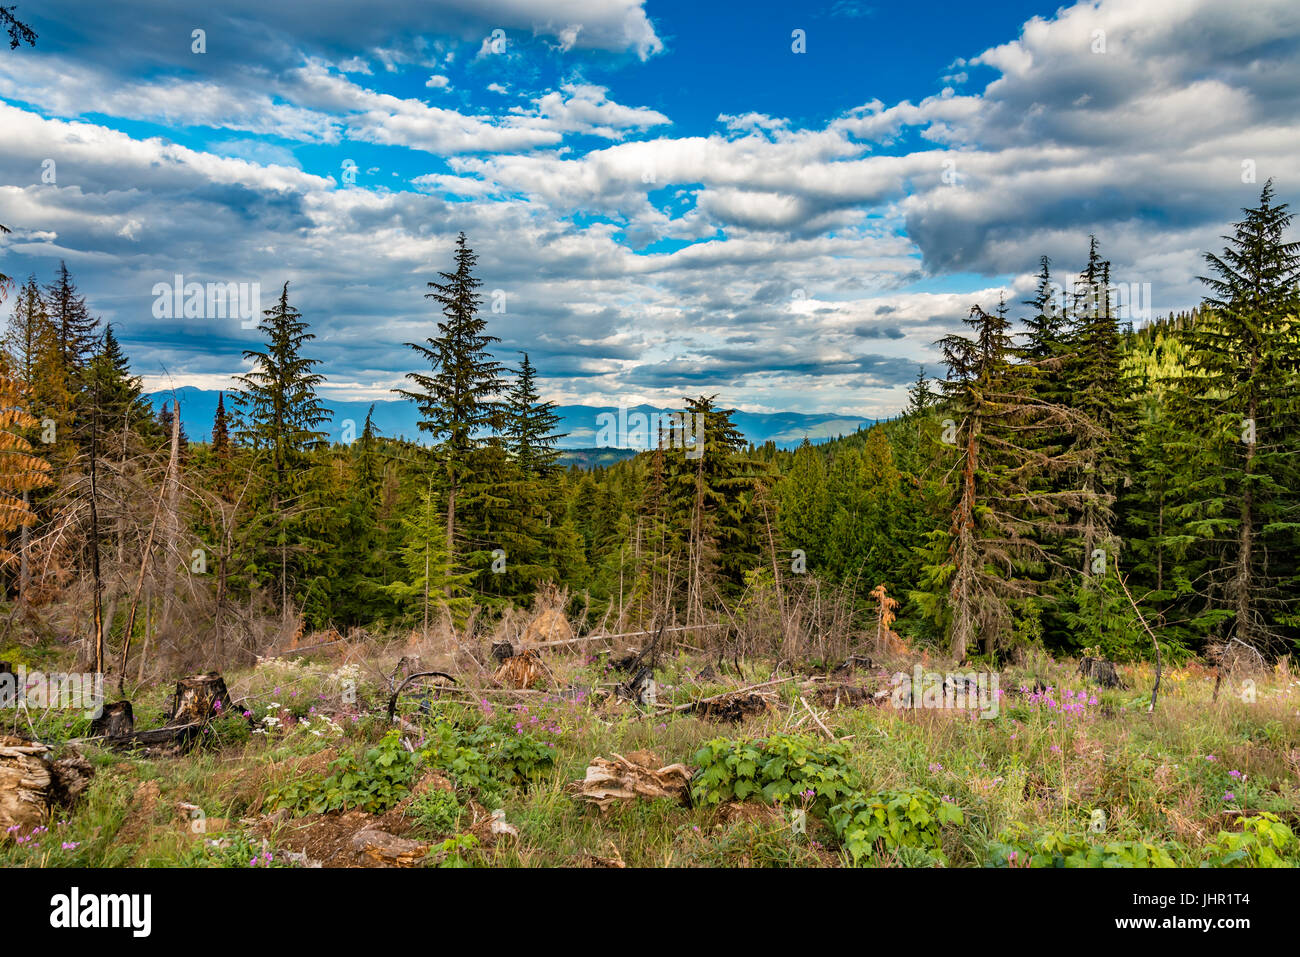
left=89, top=325, right=157, bottom=453
left=503, top=352, right=565, bottom=479
left=397, top=233, right=504, bottom=587
left=916, top=301, right=1101, bottom=659
left=211, top=391, right=231, bottom=464
left=383, top=480, right=474, bottom=628
left=44, top=261, right=99, bottom=378
left=1167, top=181, right=1300, bottom=651
left=231, top=280, right=333, bottom=613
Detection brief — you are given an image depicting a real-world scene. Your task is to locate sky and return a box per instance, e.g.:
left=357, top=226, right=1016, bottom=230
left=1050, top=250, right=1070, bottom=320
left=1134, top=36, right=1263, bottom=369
left=1, top=0, right=1297, bottom=419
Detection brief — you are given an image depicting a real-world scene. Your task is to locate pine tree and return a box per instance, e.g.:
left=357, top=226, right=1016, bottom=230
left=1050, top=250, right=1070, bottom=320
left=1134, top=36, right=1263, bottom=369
left=917, top=300, right=1101, bottom=659
left=1167, top=181, right=1300, bottom=651
left=383, top=480, right=474, bottom=629
left=231, top=280, right=333, bottom=612
left=662, top=396, right=766, bottom=616
left=1063, top=237, right=1126, bottom=578
left=44, top=261, right=99, bottom=378
left=397, top=233, right=504, bottom=588
left=211, top=391, right=231, bottom=463
left=775, top=439, right=829, bottom=573
left=89, top=325, right=158, bottom=455
left=503, top=352, right=565, bottom=479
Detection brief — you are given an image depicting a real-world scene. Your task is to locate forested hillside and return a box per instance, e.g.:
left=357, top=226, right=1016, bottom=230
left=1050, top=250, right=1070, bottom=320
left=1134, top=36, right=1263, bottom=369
left=2, top=187, right=1298, bottom=680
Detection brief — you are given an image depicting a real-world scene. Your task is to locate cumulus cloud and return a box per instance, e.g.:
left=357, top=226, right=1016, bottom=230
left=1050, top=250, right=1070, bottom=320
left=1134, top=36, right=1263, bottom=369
left=3, top=0, right=1299, bottom=420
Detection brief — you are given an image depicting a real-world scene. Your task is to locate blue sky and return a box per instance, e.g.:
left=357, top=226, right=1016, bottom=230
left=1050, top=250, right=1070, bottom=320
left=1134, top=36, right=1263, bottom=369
left=1, top=0, right=1297, bottom=418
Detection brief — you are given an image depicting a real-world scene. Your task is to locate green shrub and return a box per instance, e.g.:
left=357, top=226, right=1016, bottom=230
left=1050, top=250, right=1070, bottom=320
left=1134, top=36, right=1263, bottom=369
left=1202, top=813, right=1299, bottom=868
left=830, top=788, right=963, bottom=865
left=270, top=729, right=420, bottom=814
left=691, top=733, right=859, bottom=813
left=409, top=788, right=462, bottom=837
left=270, top=722, right=554, bottom=817
left=986, top=828, right=1177, bottom=868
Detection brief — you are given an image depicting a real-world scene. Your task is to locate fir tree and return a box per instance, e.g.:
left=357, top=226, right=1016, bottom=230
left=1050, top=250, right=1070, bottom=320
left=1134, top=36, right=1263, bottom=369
left=44, top=261, right=99, bottom=377
left=231, top=280, right=333, bottom=612
left=1168, top=181, right=1300, bottom=650
left=397, top=233, right=504, bottom=587
left=503, top=352, right=565, bottom=479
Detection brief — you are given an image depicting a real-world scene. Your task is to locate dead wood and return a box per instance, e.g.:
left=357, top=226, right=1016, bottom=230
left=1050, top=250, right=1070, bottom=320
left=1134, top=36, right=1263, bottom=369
left=169, top=672, right=231, bottom=724
left=384, top=670, right=457, bottom=720
left=90, top=700, right=134, bottom=738
left=493, top=650, right=545, bottom=690
left=567, top=751, right=692, bottom=810
left=1078, top=657, right=1122, bottom=688
left=0, top=736, right=95, bottom=831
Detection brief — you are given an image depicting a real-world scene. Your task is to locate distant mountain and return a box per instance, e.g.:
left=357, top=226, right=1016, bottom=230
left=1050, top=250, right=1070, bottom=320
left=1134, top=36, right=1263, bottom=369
left=146, top=388, right=875, bottom=451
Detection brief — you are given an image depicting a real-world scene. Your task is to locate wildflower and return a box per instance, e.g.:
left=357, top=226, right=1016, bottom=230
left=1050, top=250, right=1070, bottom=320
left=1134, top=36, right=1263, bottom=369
left=1206, top=754, right=1217, bottom=762
left=1050, top=744, right=1062, bottom=754
left=62, top=841, right=79, bottom=850
left=928, top=762, right=943, bottom=773
left=1223, top=791, right=1236, bottom=802
left=1228, top=769, right=1242, bottom=779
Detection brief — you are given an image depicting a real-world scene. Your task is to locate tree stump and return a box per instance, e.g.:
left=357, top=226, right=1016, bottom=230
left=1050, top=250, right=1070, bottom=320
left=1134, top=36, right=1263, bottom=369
left=91, top=701, right=134, bottom=738
left=1079, top=657, right=1122, bottom=688
left=0, top=736, right=94, bottom=833
left=0, top=736, right=51, bottom=832
left=170, top=672, right=232, bottom=724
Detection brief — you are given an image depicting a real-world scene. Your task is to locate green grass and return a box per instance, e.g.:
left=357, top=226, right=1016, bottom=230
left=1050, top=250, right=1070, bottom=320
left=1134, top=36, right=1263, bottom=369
left=2, top=652, right=1297, bottom=867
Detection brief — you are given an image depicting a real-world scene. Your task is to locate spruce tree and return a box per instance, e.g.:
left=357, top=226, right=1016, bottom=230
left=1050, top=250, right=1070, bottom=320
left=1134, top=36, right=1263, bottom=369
left=44, top=261, right=99, bottom=377
left=397, top=233, right=504, bottom=587
left=1167, top=182, right=1300, bottom=651
left=231, top=280, right=333, bottom=612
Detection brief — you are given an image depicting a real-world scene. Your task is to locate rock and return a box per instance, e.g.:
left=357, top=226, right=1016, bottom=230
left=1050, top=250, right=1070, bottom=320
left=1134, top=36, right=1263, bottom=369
left=350, top=828, right=429, bottom=867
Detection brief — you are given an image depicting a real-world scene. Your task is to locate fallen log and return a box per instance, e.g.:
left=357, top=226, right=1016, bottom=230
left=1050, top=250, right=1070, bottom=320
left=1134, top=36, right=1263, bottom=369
left=644, top=675, right=801, bottom=719
left=69, top=722, right=203, bottom=753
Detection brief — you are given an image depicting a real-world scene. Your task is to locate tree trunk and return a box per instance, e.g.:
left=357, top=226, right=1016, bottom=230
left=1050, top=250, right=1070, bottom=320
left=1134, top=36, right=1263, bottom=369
left=169, top=672, right=232, bottom=724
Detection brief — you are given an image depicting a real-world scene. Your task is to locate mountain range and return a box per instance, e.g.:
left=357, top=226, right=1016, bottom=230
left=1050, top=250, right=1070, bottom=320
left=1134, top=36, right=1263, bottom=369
left=145, top=388, right=875, bottom=452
